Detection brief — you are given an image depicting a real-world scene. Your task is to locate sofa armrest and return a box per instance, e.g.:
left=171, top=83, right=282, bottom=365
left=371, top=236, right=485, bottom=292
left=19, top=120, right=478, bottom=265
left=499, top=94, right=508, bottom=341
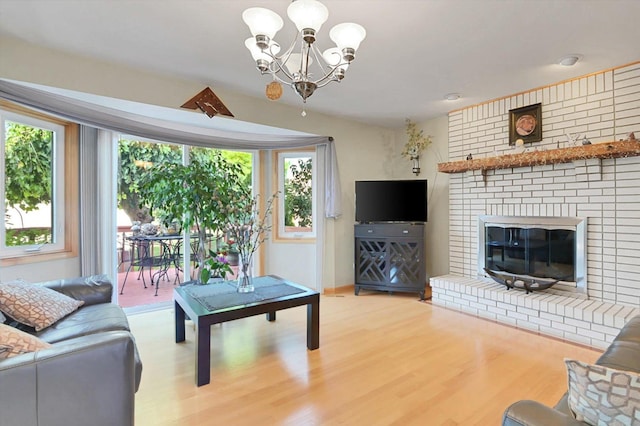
left=41, top=275, right=113, bottom=305
left=502, top=400, right=585, bottom=426
left=0, top=331, right=138, bottom=426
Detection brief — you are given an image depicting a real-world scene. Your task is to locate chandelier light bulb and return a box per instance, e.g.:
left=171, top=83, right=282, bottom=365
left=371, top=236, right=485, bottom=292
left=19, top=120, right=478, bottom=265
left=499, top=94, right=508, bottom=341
left=330, top=23, right=366, bottom=52
left=287, top=0, right=329, bottom=34
left=244, top=38, right=280, bottom=71
left=330, top=23, right=366, bottom=62
left=242, top=7, right=283, bottom=40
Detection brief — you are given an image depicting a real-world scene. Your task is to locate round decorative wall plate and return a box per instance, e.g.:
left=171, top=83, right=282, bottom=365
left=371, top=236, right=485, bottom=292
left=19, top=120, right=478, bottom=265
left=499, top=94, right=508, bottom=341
left=515, top=114, right=536, bottom=136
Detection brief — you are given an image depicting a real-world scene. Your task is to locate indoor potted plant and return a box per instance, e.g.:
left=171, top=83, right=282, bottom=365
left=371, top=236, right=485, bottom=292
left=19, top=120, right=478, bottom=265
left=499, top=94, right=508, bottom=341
left=224, top=191, right=278, bottom=293
left=138, top=152, right=246, bottom=283
left=199, top=248, right=233, bottom=283
left=401, top=118, right=432, bottom=175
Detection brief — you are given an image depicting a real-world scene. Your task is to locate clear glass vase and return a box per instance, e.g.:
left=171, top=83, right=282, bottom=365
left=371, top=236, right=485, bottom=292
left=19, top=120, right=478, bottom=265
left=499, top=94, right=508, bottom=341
left=237, top=254, right=254, bottom=293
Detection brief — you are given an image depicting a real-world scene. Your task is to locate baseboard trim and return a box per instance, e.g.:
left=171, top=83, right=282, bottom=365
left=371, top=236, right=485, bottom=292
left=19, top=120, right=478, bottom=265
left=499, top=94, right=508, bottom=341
left=323, top=284, right=354, bottom=295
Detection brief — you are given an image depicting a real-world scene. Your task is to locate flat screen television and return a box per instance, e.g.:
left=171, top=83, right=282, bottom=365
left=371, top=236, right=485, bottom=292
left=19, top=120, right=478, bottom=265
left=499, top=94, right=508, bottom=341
left=355, top=179, right=428, bottom=223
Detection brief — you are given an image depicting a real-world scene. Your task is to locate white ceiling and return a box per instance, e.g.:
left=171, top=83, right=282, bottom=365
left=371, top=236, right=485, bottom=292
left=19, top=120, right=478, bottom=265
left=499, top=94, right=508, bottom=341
left=0, top=0, right=638, bottom=128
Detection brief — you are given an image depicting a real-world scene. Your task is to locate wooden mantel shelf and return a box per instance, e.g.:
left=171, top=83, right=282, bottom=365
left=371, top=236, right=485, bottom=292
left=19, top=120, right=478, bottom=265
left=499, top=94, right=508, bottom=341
left=437, top=140, right=640, bottom=174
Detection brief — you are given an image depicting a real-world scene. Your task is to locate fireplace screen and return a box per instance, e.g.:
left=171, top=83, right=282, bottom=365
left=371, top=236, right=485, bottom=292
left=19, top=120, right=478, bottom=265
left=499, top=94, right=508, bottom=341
left=479, top=216, right=586, bottom=293
left=484, top=226, right=576, bottom=282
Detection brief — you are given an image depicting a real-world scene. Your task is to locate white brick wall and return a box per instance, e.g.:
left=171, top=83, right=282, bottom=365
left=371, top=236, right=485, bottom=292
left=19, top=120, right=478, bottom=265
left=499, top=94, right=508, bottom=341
left=431, top=275, right=640, bottom=349
left=434, top=62, right=640, bottom=344
left=444, top=62, right=640, bottom=305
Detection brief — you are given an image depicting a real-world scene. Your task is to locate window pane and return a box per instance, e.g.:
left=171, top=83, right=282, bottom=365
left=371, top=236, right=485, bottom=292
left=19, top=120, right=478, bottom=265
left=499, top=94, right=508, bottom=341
left=117, top=140, right=254, bottom=227
left=191, top=147, right=253, bottom=191
left=4, top=121, right=54, bottom=247
left=118, top=138, right=183, bottom=224
left=283, top=156, right=313, bottom=233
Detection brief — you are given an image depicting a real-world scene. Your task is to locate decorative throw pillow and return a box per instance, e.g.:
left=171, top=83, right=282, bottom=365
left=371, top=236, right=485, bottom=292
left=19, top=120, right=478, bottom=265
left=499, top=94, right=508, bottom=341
left=0, top=281, right=84, bottom=331
left=566, top=358, right=640, bottom=426
left=0, top=323, right=51, bottom=359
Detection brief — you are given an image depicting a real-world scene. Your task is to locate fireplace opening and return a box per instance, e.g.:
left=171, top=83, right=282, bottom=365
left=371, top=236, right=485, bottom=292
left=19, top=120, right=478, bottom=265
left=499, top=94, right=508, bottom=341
left=485, top=227, right=575, bottom=281
left=478, top=216, right=587, bottom=295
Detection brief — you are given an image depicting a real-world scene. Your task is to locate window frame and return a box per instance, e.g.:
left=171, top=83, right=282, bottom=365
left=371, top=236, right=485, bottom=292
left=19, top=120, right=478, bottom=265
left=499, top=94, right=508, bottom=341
left=0, top=100, right=79, bottom=266
left=273, top=149, right=316, bottom=242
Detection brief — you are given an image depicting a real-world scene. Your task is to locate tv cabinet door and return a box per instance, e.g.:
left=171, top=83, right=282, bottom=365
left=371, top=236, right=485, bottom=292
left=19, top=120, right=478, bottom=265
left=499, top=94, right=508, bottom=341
left=354, top=224, right=425, bottom=298
left=355, top=238, right=388, bottom=284
left=389, top=239, right=423, bottom=285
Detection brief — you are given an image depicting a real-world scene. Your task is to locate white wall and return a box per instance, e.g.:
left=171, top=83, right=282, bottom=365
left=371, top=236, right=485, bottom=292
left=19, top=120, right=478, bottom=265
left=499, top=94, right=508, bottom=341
left=0, top=35, right=420, bottom=290
left=0, top=257, right=80, bottom=283
left=391, top=116, right=450, bottom=280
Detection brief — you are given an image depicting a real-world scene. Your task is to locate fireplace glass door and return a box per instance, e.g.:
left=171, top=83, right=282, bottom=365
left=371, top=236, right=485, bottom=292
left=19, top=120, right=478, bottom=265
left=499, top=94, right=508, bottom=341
left=485, top=226, right=575, bottom=281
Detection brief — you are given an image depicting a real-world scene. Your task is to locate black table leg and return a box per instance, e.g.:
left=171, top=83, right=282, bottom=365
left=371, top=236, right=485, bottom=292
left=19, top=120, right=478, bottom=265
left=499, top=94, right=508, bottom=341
left=196, top=321, right=211, bottom=386
left=175, top=301, right=185, bottom=343
left=307, top=298, right=319, bottom=350
left=266, top=312, right=276, bottom=321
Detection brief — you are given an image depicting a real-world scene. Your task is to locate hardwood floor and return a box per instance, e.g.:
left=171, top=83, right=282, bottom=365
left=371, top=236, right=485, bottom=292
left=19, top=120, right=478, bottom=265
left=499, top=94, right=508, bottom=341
left=128, top=290, right=600, bottom=425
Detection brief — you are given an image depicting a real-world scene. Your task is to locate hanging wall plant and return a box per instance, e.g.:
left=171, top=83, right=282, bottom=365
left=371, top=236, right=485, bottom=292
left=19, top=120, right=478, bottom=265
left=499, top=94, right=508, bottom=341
left=401, top=119, right=432, bottom=175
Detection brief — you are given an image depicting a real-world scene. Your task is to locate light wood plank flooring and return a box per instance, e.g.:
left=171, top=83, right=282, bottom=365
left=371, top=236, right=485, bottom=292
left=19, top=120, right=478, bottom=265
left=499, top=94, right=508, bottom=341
left=128, top=290, right=600, bottom=425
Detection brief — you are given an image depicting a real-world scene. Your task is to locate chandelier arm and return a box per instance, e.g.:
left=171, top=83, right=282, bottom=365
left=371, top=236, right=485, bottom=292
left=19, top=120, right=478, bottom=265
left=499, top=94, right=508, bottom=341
left=267, top=72, right=297, bottom=88
left=273, top=33, right=299, bottom=69
left=314, top=76, right=341, bottom=88
left=309, top=43, right=331, bottom=73
left=263, top=35, right=347, bottom=87
left=258, top=31, right=300, bottom=83
left=313, top=43, right=351, bottom=81
left=263, top=43, right=346, bottom=90
left=304, top=45, right=349, bottom=88
left=308, top=66, right=342, bottom=87
left=267, top=60, right=296, bottom=83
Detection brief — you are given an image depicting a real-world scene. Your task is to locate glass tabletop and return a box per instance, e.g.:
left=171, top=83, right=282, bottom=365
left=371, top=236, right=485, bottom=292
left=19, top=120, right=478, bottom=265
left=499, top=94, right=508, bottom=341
left=175, top=276, right=313, bottom=314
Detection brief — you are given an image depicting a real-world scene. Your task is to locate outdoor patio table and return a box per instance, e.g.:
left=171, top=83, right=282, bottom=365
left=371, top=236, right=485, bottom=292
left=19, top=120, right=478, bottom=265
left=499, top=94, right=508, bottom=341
left=120, top=234, right=184, bottom=295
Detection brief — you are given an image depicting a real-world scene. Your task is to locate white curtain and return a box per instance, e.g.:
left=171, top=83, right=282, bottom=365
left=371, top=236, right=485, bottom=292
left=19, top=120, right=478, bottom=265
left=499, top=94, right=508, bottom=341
left=0, top=78, right=342, bottom=218
left=79, top=125, right=99, bottom=275
left=96, top=129, right=118, bottom=286
left=79, top=126, right=117, bottom=282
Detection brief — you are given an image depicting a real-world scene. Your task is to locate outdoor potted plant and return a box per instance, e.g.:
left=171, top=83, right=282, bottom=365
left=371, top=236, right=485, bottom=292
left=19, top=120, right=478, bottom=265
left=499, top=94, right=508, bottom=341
left=138, top=152, right=247, bottom=284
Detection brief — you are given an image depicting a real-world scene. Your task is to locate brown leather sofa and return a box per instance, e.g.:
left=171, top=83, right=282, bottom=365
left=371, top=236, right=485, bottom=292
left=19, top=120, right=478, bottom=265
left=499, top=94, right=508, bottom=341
left=0, top=275, right=142, bottom=426
left=502, top=315, right=640, bottom=425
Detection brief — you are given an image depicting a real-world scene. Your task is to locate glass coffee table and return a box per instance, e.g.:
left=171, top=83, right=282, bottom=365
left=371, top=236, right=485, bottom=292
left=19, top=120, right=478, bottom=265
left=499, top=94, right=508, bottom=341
left=174, top=275, right=320, bottom=386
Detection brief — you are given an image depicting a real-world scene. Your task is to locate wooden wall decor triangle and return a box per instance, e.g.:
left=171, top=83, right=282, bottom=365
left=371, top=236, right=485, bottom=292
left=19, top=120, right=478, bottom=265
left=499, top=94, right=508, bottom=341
left=180, top=87, right=234, bottom=118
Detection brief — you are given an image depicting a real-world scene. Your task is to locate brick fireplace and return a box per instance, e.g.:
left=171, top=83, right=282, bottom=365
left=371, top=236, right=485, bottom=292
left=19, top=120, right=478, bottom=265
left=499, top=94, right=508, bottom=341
left=431, top=62, right=640, bottom=349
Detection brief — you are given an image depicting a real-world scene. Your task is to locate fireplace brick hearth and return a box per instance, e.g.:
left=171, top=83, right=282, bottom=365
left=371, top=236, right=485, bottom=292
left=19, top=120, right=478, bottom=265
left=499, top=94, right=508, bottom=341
left=430, top=275, right=639, bottom=350
left=432, top=61, right=640, bottom=347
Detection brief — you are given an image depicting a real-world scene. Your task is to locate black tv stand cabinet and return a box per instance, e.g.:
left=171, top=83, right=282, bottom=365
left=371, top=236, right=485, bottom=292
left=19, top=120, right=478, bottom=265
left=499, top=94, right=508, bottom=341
left=354, top=223, right=426, bottom=299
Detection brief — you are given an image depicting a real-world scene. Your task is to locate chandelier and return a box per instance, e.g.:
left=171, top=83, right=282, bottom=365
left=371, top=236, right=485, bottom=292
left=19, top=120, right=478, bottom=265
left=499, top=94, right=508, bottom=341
left=242, top=0, right=366, bottom=107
